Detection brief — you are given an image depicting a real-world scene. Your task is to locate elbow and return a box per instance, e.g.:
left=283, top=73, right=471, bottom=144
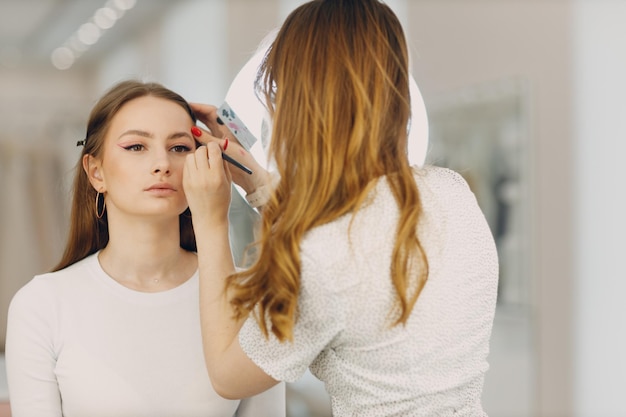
left=212, top=386, right=236, bottom=400
left=206, top=366, right=245, bottom=400
left=211, top=380, right=244, bottom=400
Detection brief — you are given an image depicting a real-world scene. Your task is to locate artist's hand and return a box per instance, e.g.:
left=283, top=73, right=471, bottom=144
left=190, top=103, right=231, bottom=141
left=183, top=143, right=232, bottom=226
left=190, top=103, right=271, bottom=195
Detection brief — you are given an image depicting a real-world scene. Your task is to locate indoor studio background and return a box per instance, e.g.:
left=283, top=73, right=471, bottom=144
left=0, top=1, right=624, bottom=416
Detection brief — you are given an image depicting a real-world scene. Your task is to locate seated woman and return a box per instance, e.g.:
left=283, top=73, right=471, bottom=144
left=5, top=80, right=285, bottom=417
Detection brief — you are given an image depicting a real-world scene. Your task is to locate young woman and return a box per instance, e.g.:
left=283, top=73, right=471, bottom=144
left=5, top=80, right=285, bottom=417
left=184, top=0, right=499, bottom=416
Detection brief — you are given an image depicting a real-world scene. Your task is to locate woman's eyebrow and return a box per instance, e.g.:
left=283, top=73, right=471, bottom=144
left=118, top=129, right=153, bottom=139
left=117, top=130, right=193, bottom=140
left=167, top=132, right=194, bottom=140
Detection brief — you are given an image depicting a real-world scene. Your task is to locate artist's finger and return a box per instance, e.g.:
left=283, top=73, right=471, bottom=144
left=190, top=102, right=233, bottom=139
left=191, top=126, right=229, bottom=150
left=206, top=142, right=228, bottom=176
left=193, top=145, right=210, bottom=172
left=189, top=102, right=217, bottom=116
left=190, top=126, right=207, bottom=145
left=185, top=150, right=198, bottom=171
left=189, top=103, right=218, bottom=127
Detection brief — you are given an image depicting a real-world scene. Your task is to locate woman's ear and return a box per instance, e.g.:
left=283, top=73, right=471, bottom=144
left=82, top=154, right=105, bottom=192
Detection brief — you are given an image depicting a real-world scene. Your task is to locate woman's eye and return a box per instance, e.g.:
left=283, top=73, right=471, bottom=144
left=124, top=144, right=144, bottom=151
left=171, top=145, right=192, bottom=153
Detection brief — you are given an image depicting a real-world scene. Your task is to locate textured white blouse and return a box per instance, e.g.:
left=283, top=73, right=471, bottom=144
left=240, top=166, right=499, bottom=416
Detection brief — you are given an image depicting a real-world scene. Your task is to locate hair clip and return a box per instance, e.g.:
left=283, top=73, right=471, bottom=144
left=76, top=139, right=86, bottom=146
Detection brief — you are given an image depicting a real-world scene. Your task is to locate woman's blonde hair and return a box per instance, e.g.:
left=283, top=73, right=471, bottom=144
left=53, top=80, right=197, bottom=271
left=230, top=0, right=428, bottom=341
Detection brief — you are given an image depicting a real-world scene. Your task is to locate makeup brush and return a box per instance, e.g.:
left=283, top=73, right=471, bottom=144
left=221, top=152, right=252, bottom=175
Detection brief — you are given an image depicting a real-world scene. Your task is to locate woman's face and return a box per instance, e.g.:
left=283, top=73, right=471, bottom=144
left=95, top=95, right=196, bottom=221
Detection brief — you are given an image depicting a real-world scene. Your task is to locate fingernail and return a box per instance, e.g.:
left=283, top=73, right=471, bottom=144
left=191, top=126, right=202, bottom=137
left=223, top=138, right=229, bottom=151
left=217, top=117, right=224, bottom=125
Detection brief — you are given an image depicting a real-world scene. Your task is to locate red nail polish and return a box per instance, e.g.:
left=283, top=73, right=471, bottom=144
left=191, top=126, right=202, bottom=137
left=223, top=138, right=229, bottom=151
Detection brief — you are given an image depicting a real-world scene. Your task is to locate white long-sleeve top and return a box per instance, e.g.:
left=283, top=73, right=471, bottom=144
left=239, top=166, right=499, bottom=416
left=6, top=254, right=285, bottom=417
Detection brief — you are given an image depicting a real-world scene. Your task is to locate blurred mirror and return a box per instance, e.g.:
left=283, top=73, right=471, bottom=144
left=427, top=79, right=533, bottom=416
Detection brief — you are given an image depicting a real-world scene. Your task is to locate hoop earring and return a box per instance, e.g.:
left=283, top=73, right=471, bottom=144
left=95, top=191, right=106, bottom=219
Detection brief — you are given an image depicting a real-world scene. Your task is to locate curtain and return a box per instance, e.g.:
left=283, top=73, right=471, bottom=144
left=0, top=142, right=69, bottom=350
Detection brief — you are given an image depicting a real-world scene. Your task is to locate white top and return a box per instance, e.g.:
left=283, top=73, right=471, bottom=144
left=239, top=166, right=499, bottom=416
left=6, top=254, right=285, bottom=417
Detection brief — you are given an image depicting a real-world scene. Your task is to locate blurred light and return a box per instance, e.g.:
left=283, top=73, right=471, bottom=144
left=51, top=47, right=75, bottom=70
left=105, top=0, right=126, bottom=18
left=69, top=36, right=89, bottom=53
left=51, top=0, right=137, bottom=70
left=77, top=22, right=101, bottom=45
left=94, top=7, right=118, bottom=29
left=113, top=0, right=136, bottom=11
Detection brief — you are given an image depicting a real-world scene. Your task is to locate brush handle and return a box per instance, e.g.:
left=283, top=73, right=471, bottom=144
left=221, top=152, right=253, bottom=175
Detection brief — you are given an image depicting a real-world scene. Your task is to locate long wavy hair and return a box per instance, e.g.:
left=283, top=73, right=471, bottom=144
left=53, top=80, right=197, bottom=272
left=229, top=0, right=429, bottom=341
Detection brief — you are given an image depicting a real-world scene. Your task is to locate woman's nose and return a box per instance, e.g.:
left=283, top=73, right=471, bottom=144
left=151, top=151, right=171, bottom=175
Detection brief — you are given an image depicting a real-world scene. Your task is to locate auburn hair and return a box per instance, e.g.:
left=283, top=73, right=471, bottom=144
left=229, top=0, right=428, bottom=341
left=53, top=80, right=197, bottom=272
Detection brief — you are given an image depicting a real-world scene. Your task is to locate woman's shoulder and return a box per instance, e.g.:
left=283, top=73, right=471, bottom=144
left=414, top=165, right=471, bottom=192
left=412, top=165, right=479, bottom=209
left=10, top=254, right=98, bottom=307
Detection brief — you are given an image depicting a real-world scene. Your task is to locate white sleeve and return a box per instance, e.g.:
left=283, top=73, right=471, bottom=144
left=5, top=279, right=63, bottom=417
left=234, top=381, right=286, bottom=417
left=238, top=256, right=348, bottom=383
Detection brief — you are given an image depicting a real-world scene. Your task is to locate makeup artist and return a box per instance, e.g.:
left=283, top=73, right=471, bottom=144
left=5, top=80, right=285, bottom=417
left=184, top=0, right=499, bottom=416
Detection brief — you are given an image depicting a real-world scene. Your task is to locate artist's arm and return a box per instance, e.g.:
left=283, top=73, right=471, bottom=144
left=183, top=143, right=278, bottom=399
left=5, top=281, right=63, bottom=417
left=235, top=382, right=286, bottom=417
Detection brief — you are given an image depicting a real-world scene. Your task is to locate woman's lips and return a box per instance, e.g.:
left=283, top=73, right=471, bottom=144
left=146, top=183, right=176, bottom=195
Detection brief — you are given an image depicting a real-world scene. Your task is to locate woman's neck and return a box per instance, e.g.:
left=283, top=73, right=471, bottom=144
left=98, top=216, right=197, bottom=292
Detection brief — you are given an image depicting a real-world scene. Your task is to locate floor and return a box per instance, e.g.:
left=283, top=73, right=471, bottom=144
left=0, top=306, right=533, bottom=417
left=0, top=354, right=7, bottom=417
left=0, top=355, right=7, bottom=402
left=482, top=306, right=534, bottom=417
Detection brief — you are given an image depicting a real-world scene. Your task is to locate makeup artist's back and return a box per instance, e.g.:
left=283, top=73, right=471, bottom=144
left=187, top=1, right=500, bottom=416
left=237, top=165, right=498, bottom=416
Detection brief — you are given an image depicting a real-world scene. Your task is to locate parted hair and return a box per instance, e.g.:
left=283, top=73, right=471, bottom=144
left=53, top=80, right=197, bottom=272
left=229, top=0, right=429, bottom=341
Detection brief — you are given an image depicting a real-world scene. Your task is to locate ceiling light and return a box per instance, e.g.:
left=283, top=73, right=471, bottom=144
left=94, top=7, right=117, bottom=30
left=51, top=47, right=75, bottom=70
left=69, top=36, right=88, bottom=53
left=113, top=0, right=136, bottom=11
left=51, top=0, right=137, bottom=70
left=77, top=22, right=101, bottom=45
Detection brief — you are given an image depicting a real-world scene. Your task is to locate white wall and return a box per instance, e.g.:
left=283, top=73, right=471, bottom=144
left=407, top=2, right=574, bottom=415
left=95, top=1, right=228, bottom=105
left=572, top=1, right=626, bottom=416
left=159, top=0, right=228, bottom=104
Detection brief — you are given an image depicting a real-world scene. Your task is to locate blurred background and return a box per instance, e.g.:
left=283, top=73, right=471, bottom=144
left=0, top=0, right=624, bottom=416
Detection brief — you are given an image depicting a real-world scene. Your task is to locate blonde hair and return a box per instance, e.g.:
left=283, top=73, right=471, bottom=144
left=53, top=80, right=197, bottom=271
left=230, top=0, right=428, bottom=341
